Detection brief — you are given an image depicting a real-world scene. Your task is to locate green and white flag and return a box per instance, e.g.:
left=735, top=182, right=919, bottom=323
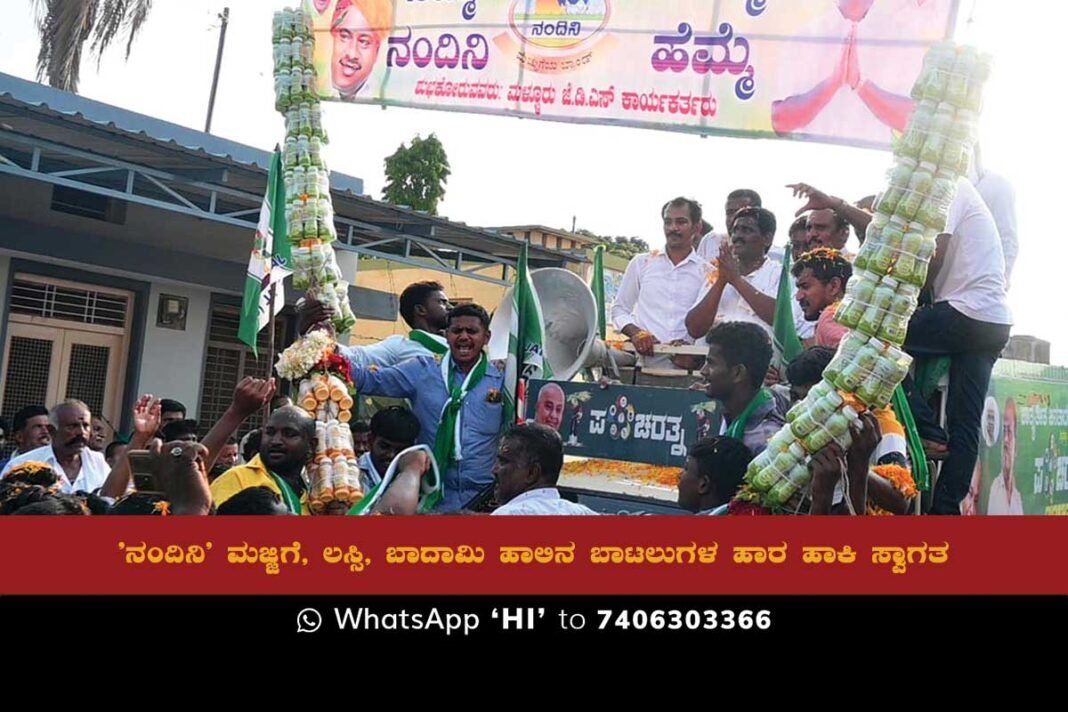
left=239, top=148, right=291, bottom=357
left=591, top=244, right=607, bottom=340
left=502, top=244, right=552, bottom=427
left=771, top=249, right=804, bottom=368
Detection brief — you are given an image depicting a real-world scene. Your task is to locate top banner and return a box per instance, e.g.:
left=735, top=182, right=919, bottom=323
left=300, top=0, right=958, bottom=149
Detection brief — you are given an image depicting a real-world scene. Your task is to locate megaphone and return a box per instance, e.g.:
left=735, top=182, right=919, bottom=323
left=488, top=267, right=635, bottom=381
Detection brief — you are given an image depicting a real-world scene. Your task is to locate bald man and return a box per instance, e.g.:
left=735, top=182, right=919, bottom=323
left=533, top=383, right=565, bottom=431
left=2, top=399, right=110, bottom=494
left=210, top=406, right=317, bottom=515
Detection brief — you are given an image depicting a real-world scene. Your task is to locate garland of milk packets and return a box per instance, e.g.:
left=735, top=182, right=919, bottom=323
left=742, top=43, right=992, bottom=512
left=272, top=7, right=364, bottom=512
left=272, top=6, right=356, bottom=332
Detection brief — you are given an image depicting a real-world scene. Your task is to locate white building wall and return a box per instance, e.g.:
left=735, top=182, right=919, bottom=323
left=136, top=284, right=211, bottom=418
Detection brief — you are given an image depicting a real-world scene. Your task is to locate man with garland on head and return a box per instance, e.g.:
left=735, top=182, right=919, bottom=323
left=792, top=247, right=853, bottom=348
left=348, top=303, right=505, bottom=512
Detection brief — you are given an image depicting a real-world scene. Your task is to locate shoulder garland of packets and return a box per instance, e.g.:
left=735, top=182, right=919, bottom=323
left=272, top=6, right=364, bottom=513
left=741, top=42, right=991, bottom=513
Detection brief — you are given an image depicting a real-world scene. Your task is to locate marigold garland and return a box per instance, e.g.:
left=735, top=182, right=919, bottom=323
left=872, top=463, right=918, bottom=498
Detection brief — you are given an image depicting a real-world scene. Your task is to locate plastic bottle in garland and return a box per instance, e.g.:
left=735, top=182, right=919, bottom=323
left=945, top=46, right=978, bottom=109
left=896, top=162, right=936, bottom=222
left=964, top=53, right=992, bottom=113
left=836, top=270, right=880, bottom=329
left=941, top=111, right=975, bottom=178
left=900, top=99, right=936, bottom=160
left=922, top=45, right=955, bottom=102
left=916, top=167, right=958, bottom=234
left=875, top=157, right=918, bottom=216
left=766, top=463, right=812, bottom=508
left=857, top=276, right=899, bottom=338
left=920, top=103, right=955, bottom=166
left=823, top=332, right=868, bottom=385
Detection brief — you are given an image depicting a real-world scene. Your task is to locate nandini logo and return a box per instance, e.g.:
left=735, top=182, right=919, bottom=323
left=509, top=0, right=610, bottom=52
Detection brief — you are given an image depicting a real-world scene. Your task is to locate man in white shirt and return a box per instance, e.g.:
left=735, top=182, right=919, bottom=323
left=2, top=400, right=110, bottom=494
left=987, top=397, right=1024, bottom=515
left=904, top=178, right=1013, bottom=514
left=490, top=423, right=597, bottom=515
left=696, top=189, right=762, bottom=261
left=686, top=206, right=781, bottom=340
left=971, top=144, right=1018, bottom=284
left=975, top=173, right=1017, bottom=284
left=786, top=179, right=1013, bottom=514
left=611, top=197, right=712, bottom=372
left=299, top=280, right=451, bottom=368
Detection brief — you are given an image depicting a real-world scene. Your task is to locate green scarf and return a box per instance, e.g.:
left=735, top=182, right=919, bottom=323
left=725, top=388, right=772, bottom=441
left=267, top=470, right=303, bottom=514
left=409, top=329, right=448, bottom=355
left=426, top=354, right=487, bottom=510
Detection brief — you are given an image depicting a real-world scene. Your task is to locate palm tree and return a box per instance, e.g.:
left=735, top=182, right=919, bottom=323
left=32, top=0, right=153, bottom=93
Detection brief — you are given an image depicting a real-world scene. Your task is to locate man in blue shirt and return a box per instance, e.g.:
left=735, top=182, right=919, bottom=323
left=349, top=303, right=505, bottom=512
left=298, top=281, right=451, bottom=368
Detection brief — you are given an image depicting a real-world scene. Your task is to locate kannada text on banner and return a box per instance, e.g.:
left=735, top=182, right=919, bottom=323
left=3, top=517, right=1068, bottom=595
left=294, top=0, right=959, bottom=148
left=971, top=360, right=1068, bottom=515
left=525, top=379, right=719, bottom=466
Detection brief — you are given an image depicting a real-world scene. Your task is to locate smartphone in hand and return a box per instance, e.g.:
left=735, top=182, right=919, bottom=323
left=127, top=450, right=160, bottom=493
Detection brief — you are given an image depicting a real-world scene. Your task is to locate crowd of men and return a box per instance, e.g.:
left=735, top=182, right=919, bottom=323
left=0, top=170, right=1016, bottom=517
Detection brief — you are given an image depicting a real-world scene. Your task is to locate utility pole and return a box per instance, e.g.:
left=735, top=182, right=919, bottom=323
left=204, top=7, right=230, bottom=133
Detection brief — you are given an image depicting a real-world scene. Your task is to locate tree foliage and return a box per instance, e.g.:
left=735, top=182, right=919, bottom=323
left=574, top=229, right=650, bottom=259
left=382, top=134, right=451, bottom=215
left=32, top=0, right=153, bottom=93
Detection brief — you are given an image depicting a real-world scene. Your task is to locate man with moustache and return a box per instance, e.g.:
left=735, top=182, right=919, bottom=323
left=330, top=0, right=394, bottom=101
left=687, top=206, right=781, bottom=340
left=0, top=406, right=51, bottom=471
left=2, top=400, right=110, bottom=494
left=612, top=197, right=713, bottom=375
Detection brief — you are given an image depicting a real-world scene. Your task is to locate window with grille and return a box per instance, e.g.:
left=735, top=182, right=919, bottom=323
left=9, top=279, right=129, bottom=329
left=198, top=303, right=291, bottom=437
left=0, top=336, right=53, bottom=440
left=64, top=344, right=110, bottom=417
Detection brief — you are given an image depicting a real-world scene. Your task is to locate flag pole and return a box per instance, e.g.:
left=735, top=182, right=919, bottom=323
left=264, top=283, right=277, bottom=424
